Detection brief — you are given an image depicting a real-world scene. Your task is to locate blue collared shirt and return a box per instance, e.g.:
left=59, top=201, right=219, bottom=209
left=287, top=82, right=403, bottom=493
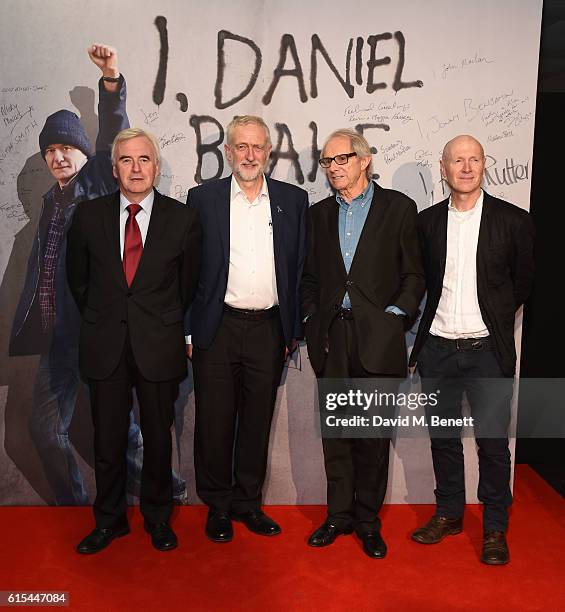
left=338, top=181, right=374, bottom=308
left=337, top=181, right=405, bottom=316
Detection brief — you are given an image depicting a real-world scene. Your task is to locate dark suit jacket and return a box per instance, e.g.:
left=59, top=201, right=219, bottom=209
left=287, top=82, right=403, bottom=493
left=66, top=188, right=202, bottom=382
left=186, top=175, right=308, bottom=350
left=301, top=182, right=425, bottom=376
left=408, top=192, right=535, bottom=377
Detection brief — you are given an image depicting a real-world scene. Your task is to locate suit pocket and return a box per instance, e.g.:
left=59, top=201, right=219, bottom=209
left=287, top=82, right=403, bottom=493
left=161, top=308, right=183, bottom=326
left=83, top=306, right=98, bottom=324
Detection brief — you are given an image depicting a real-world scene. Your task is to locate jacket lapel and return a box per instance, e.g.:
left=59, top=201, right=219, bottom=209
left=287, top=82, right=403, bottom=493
left=435, top=199, right=449, bottom=285
left=103, top=192, right=127, bottom=289
left=215, top=177, right=231, bottom=268
left=327, top=198, right=347, bottom=278
left=267, top=178, right=283, bottom=272
left=476, top=192, right=493, bottom=282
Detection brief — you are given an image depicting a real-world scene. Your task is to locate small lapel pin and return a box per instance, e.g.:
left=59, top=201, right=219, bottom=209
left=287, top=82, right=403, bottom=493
left=277, top=205, right=283, bottom=213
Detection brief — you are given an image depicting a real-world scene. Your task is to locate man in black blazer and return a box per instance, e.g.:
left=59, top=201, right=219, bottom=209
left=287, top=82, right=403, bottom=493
left=186, top=115, right=308, bottom=543
left=409, top=135, right=534, bottom=565
left=301, top=129, right=425, bottom=558
left=67, top=128, right=201, bottom=553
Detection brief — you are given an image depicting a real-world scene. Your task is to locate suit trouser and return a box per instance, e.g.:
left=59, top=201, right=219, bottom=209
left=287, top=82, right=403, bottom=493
left=28, top=343, right=179, bottom=505
left=417, top=334, right=512, bottom=532
left=319, top=313, right=390, bottom=535
left=192, top=307, right=285, bottom=513
left=88, top=333, right=178, bottom=528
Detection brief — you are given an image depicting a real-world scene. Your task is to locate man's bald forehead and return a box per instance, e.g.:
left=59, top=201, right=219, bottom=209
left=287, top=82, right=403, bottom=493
left=442, top=135, right=484, bottom=160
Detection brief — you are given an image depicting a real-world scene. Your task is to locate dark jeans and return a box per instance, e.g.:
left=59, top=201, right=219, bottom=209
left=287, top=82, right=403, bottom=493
left=29, top=346, right=186, bottom=506
left=192, top=307, right=285, bottom=513
left=29, top=349, right=88, bottom=505
left=319, top=313, right=391, bottom=535
left=417, top=334, right=513, bottom=532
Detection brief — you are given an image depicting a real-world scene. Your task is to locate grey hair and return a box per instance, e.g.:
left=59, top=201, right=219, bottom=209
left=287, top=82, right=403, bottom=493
left=111, top=127, right=161, bottom=165
left=225, top=115, right=271, bottom=146
left=322, top=128, right=373, bottom=179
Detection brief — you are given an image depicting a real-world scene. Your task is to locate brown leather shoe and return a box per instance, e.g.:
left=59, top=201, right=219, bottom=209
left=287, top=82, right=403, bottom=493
left=411, top=515, right=463, bottom=544
left=481, top=531, right=509, bottom=565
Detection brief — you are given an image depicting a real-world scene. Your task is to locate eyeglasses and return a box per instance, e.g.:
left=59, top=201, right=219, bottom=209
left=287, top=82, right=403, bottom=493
left=318, top=152, right=357, bottom=168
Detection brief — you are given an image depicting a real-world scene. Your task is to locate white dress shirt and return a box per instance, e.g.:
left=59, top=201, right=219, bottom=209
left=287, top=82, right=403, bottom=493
left=224, top=175, right=278, bottom=309
left=430, top=190, right=489, bottom=339
left=119, top=190, right=154, bottom=259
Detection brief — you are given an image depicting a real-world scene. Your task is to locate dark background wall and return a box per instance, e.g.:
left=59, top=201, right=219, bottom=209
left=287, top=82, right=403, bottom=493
left=518, top=0, right=565, bottom=496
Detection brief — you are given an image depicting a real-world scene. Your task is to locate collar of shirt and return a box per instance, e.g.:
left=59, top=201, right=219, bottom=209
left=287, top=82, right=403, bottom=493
left=54, top=173, right=81, bottom=208
left=448, top=189, right=484, bottom=219
left=120, top=189, right=155, bottom=216
left=336, top=180, right=374, bottom=211
left=230, top=174, right=269, bottom=206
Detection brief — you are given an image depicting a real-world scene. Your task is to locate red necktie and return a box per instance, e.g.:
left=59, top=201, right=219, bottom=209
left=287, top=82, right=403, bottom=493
left=123, top=203, right=143, bottom=286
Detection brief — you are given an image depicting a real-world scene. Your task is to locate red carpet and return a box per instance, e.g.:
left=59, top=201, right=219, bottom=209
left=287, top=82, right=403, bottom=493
left=1, top=465, right=563, bottom=611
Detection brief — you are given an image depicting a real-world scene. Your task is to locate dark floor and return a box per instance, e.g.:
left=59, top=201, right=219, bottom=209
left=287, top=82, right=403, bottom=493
left=529, top=464, right=565, bottom=498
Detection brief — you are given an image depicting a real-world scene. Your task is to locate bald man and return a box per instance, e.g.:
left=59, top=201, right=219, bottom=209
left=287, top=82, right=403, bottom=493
left=408, top=135, right=534, bottom=565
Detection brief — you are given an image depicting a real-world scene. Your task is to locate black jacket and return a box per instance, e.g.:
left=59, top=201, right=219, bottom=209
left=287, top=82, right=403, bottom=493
left=301, top=182, right=425, bottom=376
left=409, top=192, right=535, bottom=376
left=66, top=189, right=202, bottom=381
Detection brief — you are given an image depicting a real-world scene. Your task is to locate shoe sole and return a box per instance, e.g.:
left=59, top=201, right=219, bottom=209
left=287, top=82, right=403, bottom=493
left=308, top=528, right=353, bottom=547
left=143, top=524, right=178, bottom=551
left=481, top=555, right=509, bottom=565
left=231, top=515, right=281, bottom=536
left=411, top=527, right=462, bottom=544
left=362, top=549, right=387, bottom=559
left=76, top=527, right=130, bottom=555
left=205, top=531, right=233, bottom=543
left=152, top=541, right=178, bottom=552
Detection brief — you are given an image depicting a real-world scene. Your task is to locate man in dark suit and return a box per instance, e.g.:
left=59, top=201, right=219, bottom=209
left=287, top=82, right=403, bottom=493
left=186, top=115, right=308, bottom=543
left=301, top=128, right=425, bottom=558
left=67, top=128, right=201, bottom=553
left=409, top=134, right=535, bottom=565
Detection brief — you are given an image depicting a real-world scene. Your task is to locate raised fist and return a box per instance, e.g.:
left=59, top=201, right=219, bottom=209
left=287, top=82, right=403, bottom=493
left=87, top=43, right=119, bottom=78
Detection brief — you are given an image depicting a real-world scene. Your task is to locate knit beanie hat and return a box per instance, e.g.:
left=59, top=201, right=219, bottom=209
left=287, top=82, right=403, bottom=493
left=39, top=110, right=92, bottom=158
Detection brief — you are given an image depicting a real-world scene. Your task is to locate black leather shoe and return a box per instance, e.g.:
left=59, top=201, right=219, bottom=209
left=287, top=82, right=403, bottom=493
left=231, top=510, right=281, bottom=536
left=205, top=510, right=233, bottom=543
left=411, top=515, right=463, bottom=544
left=481, top=531, right=509, bottom=565
left=76, top=525, right=130, bottom=554
left=144, top=521, right=178, bottom=551
left=360, top=532, right=387, bottom=559
left=307, top=522, right=353, bottom=547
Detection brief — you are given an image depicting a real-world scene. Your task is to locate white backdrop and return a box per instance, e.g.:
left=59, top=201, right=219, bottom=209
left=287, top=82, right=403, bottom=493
left=0, top=0, right=542, bottom=504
